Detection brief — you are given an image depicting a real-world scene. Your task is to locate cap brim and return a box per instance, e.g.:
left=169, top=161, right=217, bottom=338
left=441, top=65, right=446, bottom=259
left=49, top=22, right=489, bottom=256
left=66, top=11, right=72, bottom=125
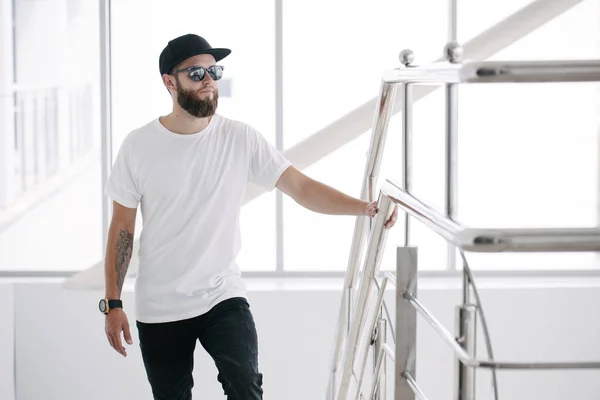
left=202, top=48, right=231, bottom=62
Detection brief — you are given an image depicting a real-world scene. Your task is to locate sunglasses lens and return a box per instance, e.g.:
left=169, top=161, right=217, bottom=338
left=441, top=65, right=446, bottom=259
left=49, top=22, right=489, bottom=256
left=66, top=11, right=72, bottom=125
left=189, top=67, right=206, bottom=82
left=207, top=66, right=224, bottom=81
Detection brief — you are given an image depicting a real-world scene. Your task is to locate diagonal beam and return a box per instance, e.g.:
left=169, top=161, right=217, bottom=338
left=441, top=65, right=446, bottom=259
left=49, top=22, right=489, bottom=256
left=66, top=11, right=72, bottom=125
left=64, top=0, right=585, bottom=289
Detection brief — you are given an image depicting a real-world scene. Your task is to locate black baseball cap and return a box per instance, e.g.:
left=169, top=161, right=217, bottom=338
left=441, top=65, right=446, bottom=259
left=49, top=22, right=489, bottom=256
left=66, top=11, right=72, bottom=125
left=159, top=34, right=231, bottom=76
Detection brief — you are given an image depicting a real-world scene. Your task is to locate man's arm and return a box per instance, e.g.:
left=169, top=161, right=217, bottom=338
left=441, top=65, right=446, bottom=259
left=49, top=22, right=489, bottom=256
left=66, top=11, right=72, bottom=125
left=276, top=166, right=368, bottom=215
left=104, top=201, right=137, bottom=299
left=103, top=200, right=137, bottom=357
left=275, top=166, right=399, bottom=228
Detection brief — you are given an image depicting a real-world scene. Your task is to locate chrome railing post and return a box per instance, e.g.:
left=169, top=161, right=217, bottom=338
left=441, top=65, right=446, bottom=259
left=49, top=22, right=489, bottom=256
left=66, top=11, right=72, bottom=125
left=337, top=194, right=395, bottom=399
left=328, top=79, right=397, bottom=399
left=399, top=50, right=415, bottom=248
left=445, top=0, right=459, bottom=274
left=371, top=344, right=395, bottom=400
left=456, top=304, right=477, bottom=400
left=361, top=277, right=389, bottom=398
left=396, top=246, right=418, bottom=400
left=372, top=317, right=387, bottom=400
left=443, top=43, right=462, bottom=271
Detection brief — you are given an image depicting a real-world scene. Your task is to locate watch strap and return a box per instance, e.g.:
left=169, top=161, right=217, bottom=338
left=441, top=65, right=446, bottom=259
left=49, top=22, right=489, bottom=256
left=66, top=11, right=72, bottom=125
left=107, top=299, right=123, bottom=310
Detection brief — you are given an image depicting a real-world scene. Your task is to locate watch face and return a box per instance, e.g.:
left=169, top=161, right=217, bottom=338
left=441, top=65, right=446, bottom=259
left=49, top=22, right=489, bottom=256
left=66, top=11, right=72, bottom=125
left=99, top=299, right=107, bottom=313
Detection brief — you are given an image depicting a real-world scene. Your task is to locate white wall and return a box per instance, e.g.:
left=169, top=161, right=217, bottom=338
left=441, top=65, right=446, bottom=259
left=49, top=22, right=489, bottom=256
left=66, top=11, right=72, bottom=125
left=5, top=276, right=600, bottom=400
left=0, top=282, right=15, bottom=400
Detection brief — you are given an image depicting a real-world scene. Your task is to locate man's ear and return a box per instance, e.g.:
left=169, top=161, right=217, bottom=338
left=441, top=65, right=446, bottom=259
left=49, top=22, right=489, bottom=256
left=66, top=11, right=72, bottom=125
left=163, top=74, right=178, bottom=93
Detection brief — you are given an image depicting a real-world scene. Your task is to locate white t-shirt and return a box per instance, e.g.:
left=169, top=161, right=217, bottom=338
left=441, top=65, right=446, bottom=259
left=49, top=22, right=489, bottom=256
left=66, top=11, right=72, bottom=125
left=104, top=114, right=291, bottom=323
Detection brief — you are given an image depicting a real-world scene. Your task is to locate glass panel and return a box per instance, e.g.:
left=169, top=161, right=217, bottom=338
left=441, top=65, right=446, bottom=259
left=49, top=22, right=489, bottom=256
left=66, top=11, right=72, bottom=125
left=111, top=0, right=276, bottom=270
left=283, top=0, right=600, bottom=272
left=283, top=134, right=370, bottom=271
left=282, top=0, right=448, bottom=271
left=457, top=0, right=600, bottom=270
left=283, top=0, right=448, bottom=271
left=0, top=0, right=102, bottom=271
left=283, top=0, right=447, bottom=149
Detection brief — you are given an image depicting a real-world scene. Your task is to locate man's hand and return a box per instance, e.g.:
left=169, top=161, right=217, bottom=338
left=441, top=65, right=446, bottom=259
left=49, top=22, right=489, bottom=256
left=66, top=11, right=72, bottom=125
left=105, top=308, right=133, bottom=357
left=365, top=201, right=399, bottom=229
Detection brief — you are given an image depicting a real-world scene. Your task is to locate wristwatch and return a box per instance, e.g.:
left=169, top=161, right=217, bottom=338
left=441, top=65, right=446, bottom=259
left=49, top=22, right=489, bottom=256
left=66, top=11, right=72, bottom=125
left=99, top=298, right=123, bottom=314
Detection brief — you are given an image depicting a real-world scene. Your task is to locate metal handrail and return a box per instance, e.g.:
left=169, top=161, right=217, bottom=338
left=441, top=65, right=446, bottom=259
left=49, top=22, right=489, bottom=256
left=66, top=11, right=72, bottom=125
left=327, top=70, right=398, bottom=400
left=381, top=179, right=600, bottom=253
left=404, top=293, right=600, bottom=370
left=336, top=195, right=397, bottom=399
left=339, top=180, right=600, bottom=399
left=404, top=373, right=429, bottom=400
left=380, top=180, right=463, bottom=244
left=382, top=59, right=600, bottom=84
left=329, top=38, right=600, bottom=399
left=369, top=344, right=395, bottom=400
left=380, top=272, right=396, bottom=288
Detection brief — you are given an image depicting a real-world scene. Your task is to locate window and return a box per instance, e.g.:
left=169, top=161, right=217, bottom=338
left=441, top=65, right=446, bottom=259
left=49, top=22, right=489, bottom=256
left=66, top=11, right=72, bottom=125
left=283, top=0, right=599, bottom=272
left=0, top=0, right=102, bottom=271
left=282, top=134, right=370, bottom=271
left=282, top=0, right=449, bottom=271
left=456, top=0, right=600, bottom=270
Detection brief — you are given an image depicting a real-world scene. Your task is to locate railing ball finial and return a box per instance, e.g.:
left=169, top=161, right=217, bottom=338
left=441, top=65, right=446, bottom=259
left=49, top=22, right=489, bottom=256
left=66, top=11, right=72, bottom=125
left=399, top=49, right=414, bottom=66
left=444, top=41, right=464, bottom=63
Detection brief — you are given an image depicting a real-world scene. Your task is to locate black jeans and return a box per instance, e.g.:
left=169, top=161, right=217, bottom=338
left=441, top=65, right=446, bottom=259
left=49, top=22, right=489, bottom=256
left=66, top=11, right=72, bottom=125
left=136, top=297, right=263, bottom=400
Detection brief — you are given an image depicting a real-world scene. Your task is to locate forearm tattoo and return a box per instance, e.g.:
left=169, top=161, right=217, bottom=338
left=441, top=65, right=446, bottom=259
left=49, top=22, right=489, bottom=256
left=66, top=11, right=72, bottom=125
left=115, top=229, right=133, bottom=296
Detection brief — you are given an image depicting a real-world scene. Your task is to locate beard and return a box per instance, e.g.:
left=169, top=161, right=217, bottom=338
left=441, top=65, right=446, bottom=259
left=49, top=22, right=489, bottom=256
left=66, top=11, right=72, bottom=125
left=176, top=83, right=219, bottom=118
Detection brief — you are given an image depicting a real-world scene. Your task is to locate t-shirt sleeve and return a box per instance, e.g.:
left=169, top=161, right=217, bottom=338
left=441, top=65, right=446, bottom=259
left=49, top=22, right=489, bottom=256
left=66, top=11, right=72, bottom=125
left=104, top=137, right=141, bottom=209
left=248, top=128, right=292, bottom=191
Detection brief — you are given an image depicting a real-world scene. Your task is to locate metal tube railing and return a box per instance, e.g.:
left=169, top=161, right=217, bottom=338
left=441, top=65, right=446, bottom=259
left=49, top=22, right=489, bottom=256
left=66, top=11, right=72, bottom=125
left=370, top=344, right=395, bottom=400
left=330, top=36, right=600, bottom=400
left=381, top=179, right=464, bottom=243
left=445, top=79, right=459, bottom=271
left=363, top=277, right=390, bottom=398
left=336, top=195, right=396, bottom=399
left=403, top=283, right=600, bottom=370
left=383, top=59, right=600, bottom=84
left=328, top=80, right=398, bottom=399
left=380, top=272, right=396, bottom=288
left=406, top=293, right=473, bottom=364
left=373, top=312, right=388, bottom=399
left=455, top=227, right=600, bottom=253
left=332, top=132, right=600, bottom=399
left=404, top=373, right=430, bottom=400
left=456, top=304, right=477, bottom=400
left=381, top=179, right=600, bottom=253
left=393, top=243, right=600, bottom=400
left=334, top=167, right=600, bottom=396
left=400, top=81, right=413, bottom=247
left=388, top=178, right=600, bottom=398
